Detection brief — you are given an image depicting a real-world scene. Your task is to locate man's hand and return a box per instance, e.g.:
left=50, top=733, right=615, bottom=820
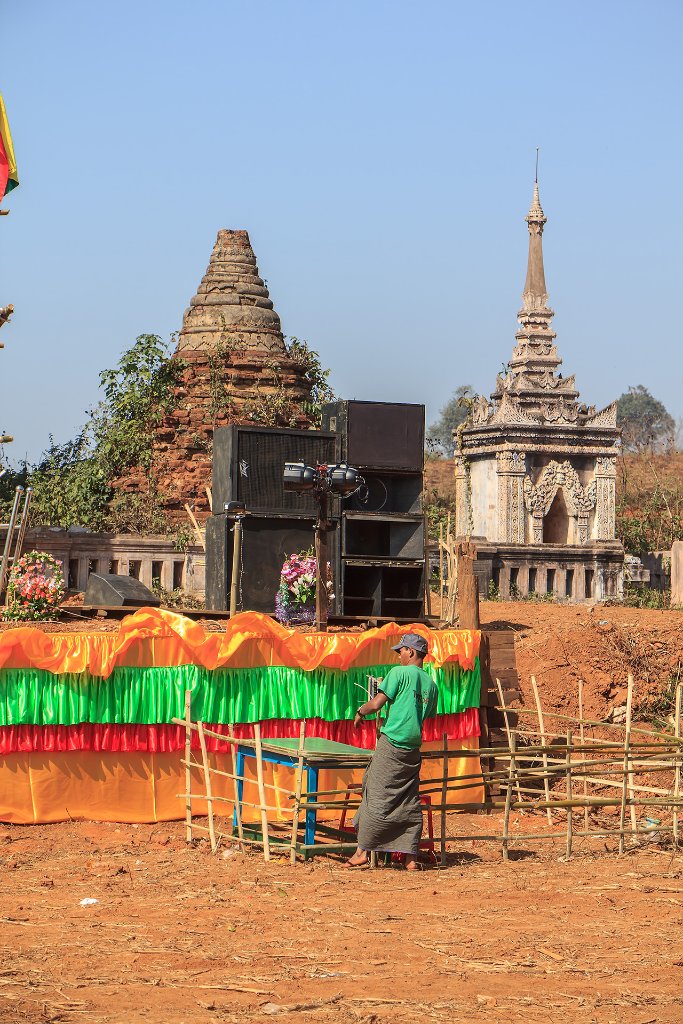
left=353, top=691, right=389, bottom=730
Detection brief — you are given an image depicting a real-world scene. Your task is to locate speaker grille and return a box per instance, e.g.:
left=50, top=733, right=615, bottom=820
left=234, top=431, right=338, bottom=514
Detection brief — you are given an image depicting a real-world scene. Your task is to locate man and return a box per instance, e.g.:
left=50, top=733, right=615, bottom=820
left=344, top=633, right=438, bottom=870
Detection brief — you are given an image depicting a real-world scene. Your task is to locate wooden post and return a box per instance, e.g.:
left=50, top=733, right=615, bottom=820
left=423, top=516, right=433, bottom=618
left=502, top=733, right=516, bottom=862
left=229, top=514, right=243, bottom=618
left=197, top=720, right=217, bottom=854
left=456, top=541, right=480, bottom=630
left=619, top=675, right=634, bottom=854
left=531, top=676, right=553, bottom=825
left=228, top=724, right=244, bottom=851
left=439, top=522, right=445, bottom=616
left=565, top=729, right=573, bottom=860
left=184, top=690, right=193, bottom=844
left=290, top=721, right=306, bottom=865
left=578, top=678, right=589, bottom=835
left=674, top=683, right=682, bottom=847
left=253, top=723, right=271, bottom=862
left=440, top=733, right=449, bottom=867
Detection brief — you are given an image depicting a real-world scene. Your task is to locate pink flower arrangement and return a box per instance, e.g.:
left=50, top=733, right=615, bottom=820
left=275, top=550, right=317, bottom=625
left=4, top=551, right=65, bottom=622
left=274, top=550, right=335, bottom=626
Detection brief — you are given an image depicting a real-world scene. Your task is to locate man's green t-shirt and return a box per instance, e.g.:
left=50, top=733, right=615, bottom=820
left=378, top=665, right=439, bottom=750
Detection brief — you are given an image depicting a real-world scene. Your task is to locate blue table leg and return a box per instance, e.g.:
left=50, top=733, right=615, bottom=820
left=305, top=765, right=319, bottom=849
left=233, top=750, right=245, bottom=833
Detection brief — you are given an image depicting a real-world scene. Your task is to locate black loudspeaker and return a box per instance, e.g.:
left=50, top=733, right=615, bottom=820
left=346, top=471, right=423, bottom=514
left=322, top=401, right=425, bottom=471
left=212, top=426, right=339, bottom=516
left=83, top=573, right=161, bottom=608
left=322, top=400, right=426, bottom=620
left=206, top=513, right=337, bottom=614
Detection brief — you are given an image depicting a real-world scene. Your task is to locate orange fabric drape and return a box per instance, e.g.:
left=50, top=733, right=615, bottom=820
left=0, top=610, right=480, bottom=677
left=0, top=738, right=484, bottom=825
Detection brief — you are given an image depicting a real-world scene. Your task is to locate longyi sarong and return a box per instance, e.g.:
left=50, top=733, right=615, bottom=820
left=353, top=733, right=423, bottom=854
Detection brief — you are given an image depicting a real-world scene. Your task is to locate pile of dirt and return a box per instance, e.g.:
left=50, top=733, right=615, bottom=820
left=481, top=600, right=683, bottom=723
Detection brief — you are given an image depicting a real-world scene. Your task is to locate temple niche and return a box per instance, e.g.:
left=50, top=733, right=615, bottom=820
left=454, top=184, right=623, bottom=602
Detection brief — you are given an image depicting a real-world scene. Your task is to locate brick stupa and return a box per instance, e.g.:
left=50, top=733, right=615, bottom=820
left=117, top=230, right=315, bottom=519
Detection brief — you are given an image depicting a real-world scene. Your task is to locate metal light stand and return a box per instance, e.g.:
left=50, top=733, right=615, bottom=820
left=283, top=461, right=363, bottom=633
left=314, top=486, right=331, bottom=632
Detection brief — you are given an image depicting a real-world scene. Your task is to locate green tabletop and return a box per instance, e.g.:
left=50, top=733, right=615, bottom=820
left=256, top=736, right=372, bottom=759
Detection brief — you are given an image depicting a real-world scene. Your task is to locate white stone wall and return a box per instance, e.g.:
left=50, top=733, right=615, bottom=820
left=469, top=459, right=499, bottom=539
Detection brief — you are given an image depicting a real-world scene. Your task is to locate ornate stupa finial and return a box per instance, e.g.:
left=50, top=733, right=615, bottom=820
left=521, top=178, right=549, bottom=312
left=526, top=181, right=547, bottom=229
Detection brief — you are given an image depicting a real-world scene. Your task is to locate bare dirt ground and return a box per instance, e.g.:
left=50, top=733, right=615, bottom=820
left=2, top=603, right=683, bottom=1022
left=1, top=816, right=682, bottom=1024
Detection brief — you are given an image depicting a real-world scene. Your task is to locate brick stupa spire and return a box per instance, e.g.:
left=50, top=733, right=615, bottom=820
left=176, top=230, right=289, bottom=356
left=115, top=230, right=315, bottom=520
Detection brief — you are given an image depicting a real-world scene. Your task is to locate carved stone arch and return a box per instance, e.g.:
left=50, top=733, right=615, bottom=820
left=523, top=460, right=597, bottom=545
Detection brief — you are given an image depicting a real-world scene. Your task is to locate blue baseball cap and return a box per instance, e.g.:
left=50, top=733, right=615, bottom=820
left=391, top=633, right=428, bottom=657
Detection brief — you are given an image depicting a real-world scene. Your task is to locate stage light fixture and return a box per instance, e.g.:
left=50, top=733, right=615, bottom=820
left=283, top=462, right=319, bottom=492
left=283, top=462, right=363, bottom=497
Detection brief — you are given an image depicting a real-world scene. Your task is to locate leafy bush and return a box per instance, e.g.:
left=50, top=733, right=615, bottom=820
left=622, top=584, right=671, bottom=609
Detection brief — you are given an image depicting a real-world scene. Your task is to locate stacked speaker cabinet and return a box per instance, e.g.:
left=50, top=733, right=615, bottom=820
left=205, top=426, right=339, bottom=613
left=322, top=401, right=426, bottom=621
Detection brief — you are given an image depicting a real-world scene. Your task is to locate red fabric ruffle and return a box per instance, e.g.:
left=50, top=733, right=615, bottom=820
left=0, top=709, right=479, bottom=755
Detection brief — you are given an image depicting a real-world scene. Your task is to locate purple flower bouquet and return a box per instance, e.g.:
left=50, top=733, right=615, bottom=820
left=274, top=551, right=317, bottom=626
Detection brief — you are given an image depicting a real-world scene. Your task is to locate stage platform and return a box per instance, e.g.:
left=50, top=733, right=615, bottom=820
left=0, top=610, right=483, bottom=824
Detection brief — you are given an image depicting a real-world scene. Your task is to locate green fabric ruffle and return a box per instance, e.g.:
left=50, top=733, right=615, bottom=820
left=0, top=661, right=480, bottom=727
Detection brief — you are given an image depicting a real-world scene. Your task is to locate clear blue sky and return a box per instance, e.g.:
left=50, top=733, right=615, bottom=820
left=1, top=0, right=682, bottom=464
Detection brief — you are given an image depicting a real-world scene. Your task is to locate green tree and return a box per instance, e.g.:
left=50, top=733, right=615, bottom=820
left=18, top=334, right=184, bottom=531
left=242, top=337, right=335, bottom=429
left=426, top=386, right=473, bottom=456
left=616, top=385, right=675, bottom=452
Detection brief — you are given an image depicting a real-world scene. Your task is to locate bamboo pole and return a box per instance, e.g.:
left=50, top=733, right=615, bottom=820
left=228, top=725, right=244, bottom=851
left=184, top=690, right=193, bottom=844
left=440, top=733, right=448, bottom=866
left=253, top=723, right=270, bottom=862
left=502, top=733, right=516, bottom=861
left=627, top=675, right=637, bottom=838
left=495, top=677, right=522, bottom=803
left=197, top=721, right=217, bottom=853
left=619, top=676, right=633, bottom=854
left=290, top=721, right=306, bottom=865
left=189, top=825, right=286, bottom=850
left=565, top=729, right=573, bottom=860
left=578, top=678, right=590, bottom=834
left=511, top=707, right=683, bottom=745
left=175, top=791, right=291, bottom=811
left=439, top=522, right=444, bottom=614
left=179, top=758, right=292, bottom=794
left=674, top=683, right=682, bottom=847
left=531, top=676, right=553, bottom=824
left=421, top=764, right=681, bottom=798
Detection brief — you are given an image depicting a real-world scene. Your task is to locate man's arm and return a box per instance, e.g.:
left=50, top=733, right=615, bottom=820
left=353, top=691, right=389, bottom=729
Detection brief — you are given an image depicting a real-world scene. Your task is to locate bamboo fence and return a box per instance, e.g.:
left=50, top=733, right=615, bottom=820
left=175, top=677, right=683, bottom=865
